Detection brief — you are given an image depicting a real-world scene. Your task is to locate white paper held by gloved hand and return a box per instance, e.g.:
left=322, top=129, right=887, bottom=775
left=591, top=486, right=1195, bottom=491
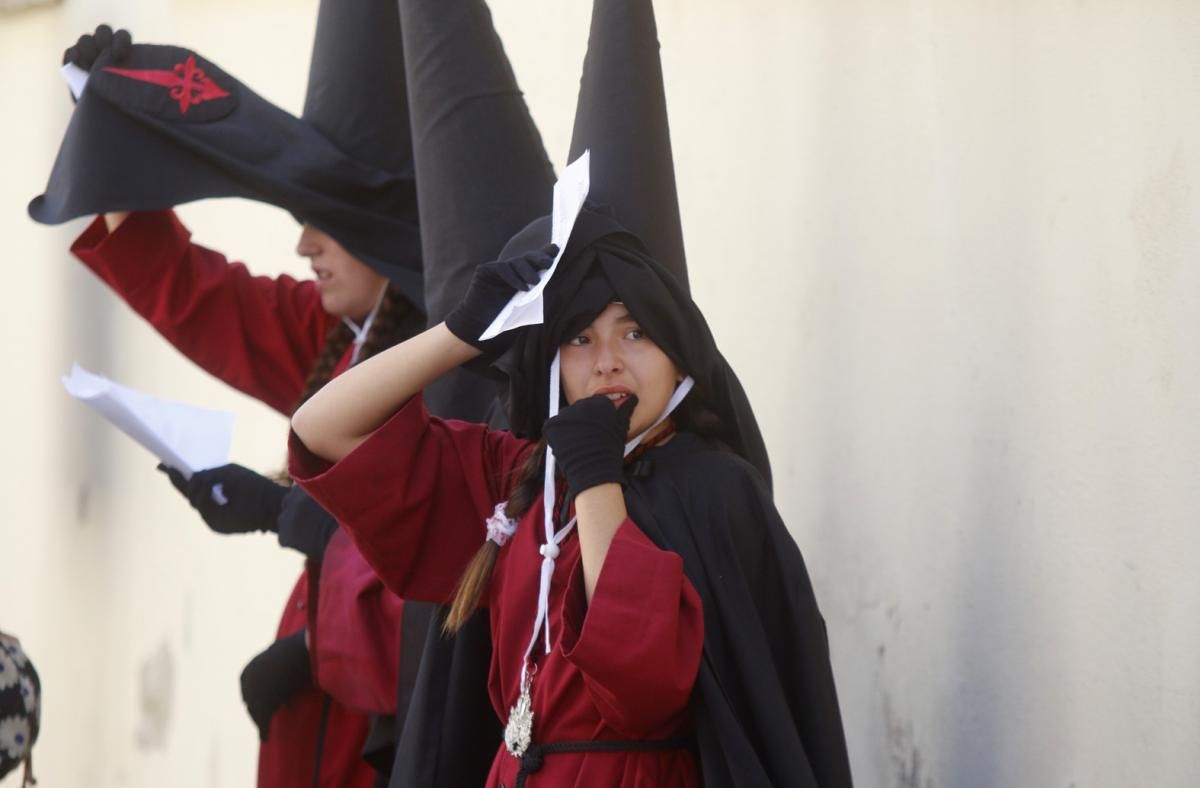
left=62, top=363, right=234, bottom=478
left=479, top=149, right=591, bottom=341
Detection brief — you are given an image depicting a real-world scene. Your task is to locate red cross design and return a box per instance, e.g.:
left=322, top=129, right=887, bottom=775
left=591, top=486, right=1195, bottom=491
left=104, top=54, right=230, bottom=115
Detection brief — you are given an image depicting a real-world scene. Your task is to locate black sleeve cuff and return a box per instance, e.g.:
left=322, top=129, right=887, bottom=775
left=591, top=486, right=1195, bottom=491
left=276, top=486, right=339, bottom=559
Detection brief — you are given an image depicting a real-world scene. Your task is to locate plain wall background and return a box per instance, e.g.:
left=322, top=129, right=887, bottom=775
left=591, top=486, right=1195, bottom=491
left=2, top=1, right=1198, bottom=786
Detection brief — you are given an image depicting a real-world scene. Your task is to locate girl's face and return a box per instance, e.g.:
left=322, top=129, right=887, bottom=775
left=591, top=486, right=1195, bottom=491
left=296, top=224, right=387, bottom=320
left=559, top=302, right=683, bottom=438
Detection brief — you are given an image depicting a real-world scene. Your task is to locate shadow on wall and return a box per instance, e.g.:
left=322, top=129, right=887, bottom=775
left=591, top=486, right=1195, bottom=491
left=136, top=640, right=174, bottom=750
left=62, top=231, right=118, bottom=523
left=941, top=298, right=1043, bottom=788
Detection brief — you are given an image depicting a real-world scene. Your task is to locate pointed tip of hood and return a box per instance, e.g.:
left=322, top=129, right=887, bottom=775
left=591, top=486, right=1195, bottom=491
left=399, top=0, right=555, bottom=322
left=303, top=0, right=414, bottom=176
left=567, top=0, right=688, bottom=288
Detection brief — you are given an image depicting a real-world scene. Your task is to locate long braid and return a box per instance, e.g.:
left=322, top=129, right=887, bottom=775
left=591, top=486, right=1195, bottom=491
left=357, top=286, right=426, bottom=365
left=292, top=286, right=423, bottom=413
left=444, top=443, right=546, bottom=633
left=293, top=323, right=356, bottom=415
left=277, top=286, right=424, bottom=484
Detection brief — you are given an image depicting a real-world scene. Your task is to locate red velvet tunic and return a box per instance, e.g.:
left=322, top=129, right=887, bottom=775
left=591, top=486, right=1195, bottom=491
left=291, top=395, right=706, bottom=787
left=71, top=210, right=393, bottom=788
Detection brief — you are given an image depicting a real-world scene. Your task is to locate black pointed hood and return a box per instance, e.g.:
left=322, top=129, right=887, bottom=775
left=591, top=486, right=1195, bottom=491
left=491, top=0, right=770, bottom=482
left=567, top=0, right=687, bottom=287
left=399, top=0, right=555, bottom=423
left=400, top=0, right=555, bottom=325
left=380, top=9, right=554, bottom=788
left=29, top=0, right=423, bottom=307
left=303, top=0, right=413, bottom=175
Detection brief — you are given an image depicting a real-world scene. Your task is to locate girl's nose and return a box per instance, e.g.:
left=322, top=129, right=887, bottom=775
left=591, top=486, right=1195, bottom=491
left=296, top=225, right=321, bottom=257
left=593, top=339, right=623, bottom=374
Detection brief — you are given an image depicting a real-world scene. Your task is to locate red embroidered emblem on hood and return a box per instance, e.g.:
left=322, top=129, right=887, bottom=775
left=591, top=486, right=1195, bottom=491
left=104, top=54, right=230, bottom=115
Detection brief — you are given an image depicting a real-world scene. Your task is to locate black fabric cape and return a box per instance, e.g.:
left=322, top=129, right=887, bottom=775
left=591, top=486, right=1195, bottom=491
left=626, top=434, right=852, bottom=787
left=387, top=604, right=499, bottom=787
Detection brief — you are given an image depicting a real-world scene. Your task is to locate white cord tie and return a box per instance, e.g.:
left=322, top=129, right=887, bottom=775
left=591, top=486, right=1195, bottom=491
left=342, top=281, right=389, bottom=366
left=519, top=350, right=695, bottom=673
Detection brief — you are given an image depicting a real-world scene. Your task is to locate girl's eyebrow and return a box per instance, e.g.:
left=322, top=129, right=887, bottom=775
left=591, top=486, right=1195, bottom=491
left=615, top=312, right=637, bottom=324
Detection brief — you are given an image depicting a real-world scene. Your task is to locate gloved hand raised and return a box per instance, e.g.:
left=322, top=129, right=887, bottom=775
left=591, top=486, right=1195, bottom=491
left=239, top=631, right=312, bottom=742
left=157, top=463, right=287, bottom=535
left=444, top=243, right=557, bottom=352
left=543, top=394, right=638, bottom=501
left=63, top=24, right=133, bottom=70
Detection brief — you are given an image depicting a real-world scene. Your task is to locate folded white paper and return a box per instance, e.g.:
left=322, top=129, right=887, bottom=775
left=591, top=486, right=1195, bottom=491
left=62, top=62, right=90, bottom=101
left=62, top=363, right=234, bottom=478
left=480, top=149, right=591, bottom=340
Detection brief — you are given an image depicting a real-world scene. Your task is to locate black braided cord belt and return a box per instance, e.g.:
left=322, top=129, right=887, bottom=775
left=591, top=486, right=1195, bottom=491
left=513, top=737, right=694, bottom=788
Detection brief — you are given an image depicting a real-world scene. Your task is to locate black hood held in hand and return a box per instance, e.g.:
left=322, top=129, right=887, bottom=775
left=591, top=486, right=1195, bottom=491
left=494, top=208, right=771, bottom=487
left=30, top=0, right=424, bottom=308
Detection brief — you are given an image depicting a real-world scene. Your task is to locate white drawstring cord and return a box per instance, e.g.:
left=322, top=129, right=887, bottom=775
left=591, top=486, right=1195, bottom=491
left=518, top=356, right=695, bottom=683
left=342, top=282, right=389, bottom=366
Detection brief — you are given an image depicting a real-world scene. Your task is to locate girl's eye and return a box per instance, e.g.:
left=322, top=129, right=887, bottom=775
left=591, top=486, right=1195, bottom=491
left=567, top=335, right=590, bottom=346
left=625, top=328, right=645, bottom=340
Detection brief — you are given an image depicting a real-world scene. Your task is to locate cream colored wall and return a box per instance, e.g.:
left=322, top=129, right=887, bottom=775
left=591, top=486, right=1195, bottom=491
left=2, top=1, right=1198, bottom=787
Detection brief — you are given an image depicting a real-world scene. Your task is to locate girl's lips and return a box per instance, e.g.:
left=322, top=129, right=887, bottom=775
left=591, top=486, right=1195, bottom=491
left=592, top=387, right=633, bottom=407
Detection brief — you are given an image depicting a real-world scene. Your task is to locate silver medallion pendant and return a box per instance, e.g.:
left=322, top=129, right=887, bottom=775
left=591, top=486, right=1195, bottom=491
left=505, top=665, right=535, bottom=757
left=504, top=689, right=534, bottom=757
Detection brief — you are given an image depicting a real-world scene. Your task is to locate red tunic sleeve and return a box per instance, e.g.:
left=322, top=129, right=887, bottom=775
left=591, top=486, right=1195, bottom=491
left=307, top=530, right=404, bottom=716
left=71, top=210, right=337, bottom=415
left=289, top=394, right=533, bottom=604
left=558, top=519, right=704, bottom=738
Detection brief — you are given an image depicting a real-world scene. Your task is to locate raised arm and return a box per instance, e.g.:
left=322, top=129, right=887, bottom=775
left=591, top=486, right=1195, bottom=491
left=291, top=243, right=558, bottom=461
left=72, top=210, right=336, bottom=414
left=291, top=323, right=476, bottom=460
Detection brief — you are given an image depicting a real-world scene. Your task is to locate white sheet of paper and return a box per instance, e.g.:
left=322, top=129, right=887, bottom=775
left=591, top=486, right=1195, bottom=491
left=479, top=149, right=591, bottom=340
left=62, top=364, right=235, bottom=478
left=62, top=63, right=90, bottom=100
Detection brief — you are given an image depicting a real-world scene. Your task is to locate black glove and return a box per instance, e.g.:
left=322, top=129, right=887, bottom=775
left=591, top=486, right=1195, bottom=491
left=63, top=24, right=132, bottom=70
left=543, top=394, right=638, bottom=501
left=239, top=631, right=312, bottom=742
left=157, top=463, right=287, bottom=535
left=276, top=487, right=339, bottom=560
left=444, top=244, right=557, bottom=352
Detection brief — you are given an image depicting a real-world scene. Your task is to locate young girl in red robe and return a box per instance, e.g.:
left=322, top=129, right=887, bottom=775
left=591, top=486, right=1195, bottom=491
left=52, top=7, right=425, bottom=783
left=290, top=211, right=854, bottom=788
left=74, top=208, right=413, bottom=788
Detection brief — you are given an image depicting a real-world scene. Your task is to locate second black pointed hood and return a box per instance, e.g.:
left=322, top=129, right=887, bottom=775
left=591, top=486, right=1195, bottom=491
left=29, top=0, right=423, bottom=307
left=400, top=0, right=555, bottom=325
left=303, top=0, right=413, bottom=176
left=399, top=0, right=555, bottom=424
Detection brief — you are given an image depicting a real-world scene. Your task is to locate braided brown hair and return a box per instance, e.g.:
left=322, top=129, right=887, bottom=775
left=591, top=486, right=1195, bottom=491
left=275, top=286, right=424, bottom=484
left=444, top=442, right=545, bottom=632
left=292, top=286, right=425, bottom=413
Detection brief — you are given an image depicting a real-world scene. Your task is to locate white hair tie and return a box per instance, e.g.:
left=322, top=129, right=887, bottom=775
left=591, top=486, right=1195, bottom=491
left=485, top=502, right=518, bottom=546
